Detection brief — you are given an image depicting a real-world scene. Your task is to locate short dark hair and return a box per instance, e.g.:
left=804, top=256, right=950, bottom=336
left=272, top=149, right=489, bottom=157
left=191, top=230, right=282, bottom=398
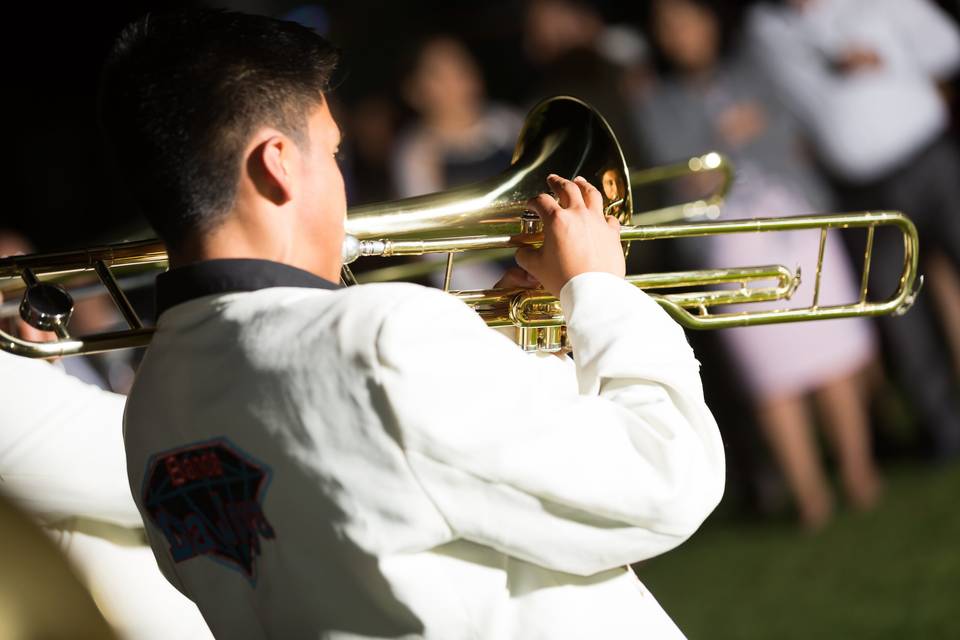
left=99, top=9, right=340, bottom=249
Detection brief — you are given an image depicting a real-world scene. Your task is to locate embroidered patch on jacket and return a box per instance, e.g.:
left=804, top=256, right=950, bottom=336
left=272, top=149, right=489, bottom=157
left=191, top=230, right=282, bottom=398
left=141, top=438, right=275, bottom=583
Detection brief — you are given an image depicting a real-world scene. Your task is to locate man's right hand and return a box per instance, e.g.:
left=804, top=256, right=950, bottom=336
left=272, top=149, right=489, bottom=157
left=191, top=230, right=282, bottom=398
left=515, top=174, right=626, bottom=298
left=834, top=46, right=883, bottom=74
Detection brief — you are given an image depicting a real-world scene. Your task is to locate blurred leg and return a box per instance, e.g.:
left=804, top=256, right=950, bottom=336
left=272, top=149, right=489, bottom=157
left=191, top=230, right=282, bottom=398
left=756, top=395, right=833, bottom=530
left=925, top=252, right=960, bottom=376
left=911, top=140, right=960, bottom=375
left=907, top=139, right=960, bottom=455
left=841, top=144, right=960, bottom=458
left=871, top=236, right=960, bottom=457
left=919, top=139, right=960, bottom=271
left=814, top=369, right=882, bottom=511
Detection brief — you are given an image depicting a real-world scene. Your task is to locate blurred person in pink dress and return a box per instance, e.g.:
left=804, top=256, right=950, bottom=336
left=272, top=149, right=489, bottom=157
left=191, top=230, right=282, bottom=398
left=634, top=0, right=881, bottom=529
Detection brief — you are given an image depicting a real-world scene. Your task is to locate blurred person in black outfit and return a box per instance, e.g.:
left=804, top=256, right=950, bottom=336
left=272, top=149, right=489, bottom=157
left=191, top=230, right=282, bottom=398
left=339, top=94, right=399, bottom=205
left=524, top=0, right=649, bottom=167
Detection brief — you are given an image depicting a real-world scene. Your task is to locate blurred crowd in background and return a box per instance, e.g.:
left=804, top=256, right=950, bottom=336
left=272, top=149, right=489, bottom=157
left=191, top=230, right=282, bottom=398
left=3, top=0, right=960, bottom=535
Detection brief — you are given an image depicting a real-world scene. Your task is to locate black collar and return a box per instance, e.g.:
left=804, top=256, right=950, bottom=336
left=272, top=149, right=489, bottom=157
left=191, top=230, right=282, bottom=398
left=156, top=259, right=339, bottom=317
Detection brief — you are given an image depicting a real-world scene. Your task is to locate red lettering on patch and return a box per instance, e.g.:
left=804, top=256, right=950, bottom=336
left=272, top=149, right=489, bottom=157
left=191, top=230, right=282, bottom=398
left=165, top=451, right=224, bottom=487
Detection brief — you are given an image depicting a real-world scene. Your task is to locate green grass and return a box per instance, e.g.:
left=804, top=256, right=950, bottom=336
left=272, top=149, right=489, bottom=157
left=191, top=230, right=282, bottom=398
left=635, top=464, right=960, bottom=639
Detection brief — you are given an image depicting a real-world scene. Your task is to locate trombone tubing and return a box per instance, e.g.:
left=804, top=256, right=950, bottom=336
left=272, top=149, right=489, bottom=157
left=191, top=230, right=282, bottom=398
left=0, top=152, right=731, bottom=289
left=353, top=153, right=736, bottom=284
left=357, top=210, right=914, bottom=257
left=0, top=239, right=166, bottom=290
left=629, top=151, right=734, bottom=226
left=0, top=211, right=918, bottom=357
left=367, top=210, right=918, bottom=328
left=460, top=264, right=799, bottom=328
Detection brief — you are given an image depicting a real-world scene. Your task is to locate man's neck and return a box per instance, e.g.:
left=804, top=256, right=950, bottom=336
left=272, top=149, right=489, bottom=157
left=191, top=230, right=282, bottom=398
left=168, top=223, right=273, bottom=270
left=170, top=215, right=313, bottom=270
left=167, top=205, right=340, bottom=282
left=169, top=243, right=340, bottom=284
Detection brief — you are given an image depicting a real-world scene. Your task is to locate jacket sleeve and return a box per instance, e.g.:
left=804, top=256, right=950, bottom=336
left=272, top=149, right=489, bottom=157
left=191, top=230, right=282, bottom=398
left=373, top=273, right=725, bottom=576
left=894, top=0, right=960, bottom=78
left=746, top=6, right=836, bottom=131
left=0, top=353, right=142, bottom=528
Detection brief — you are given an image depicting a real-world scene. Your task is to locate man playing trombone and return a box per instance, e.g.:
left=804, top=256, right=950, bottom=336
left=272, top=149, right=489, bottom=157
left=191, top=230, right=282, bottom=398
left=102, top=9, right=725, bottom=639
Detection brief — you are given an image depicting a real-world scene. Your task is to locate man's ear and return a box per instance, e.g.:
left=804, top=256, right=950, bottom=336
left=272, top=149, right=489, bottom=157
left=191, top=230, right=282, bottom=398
left=247, top=135, right=294, bottom=206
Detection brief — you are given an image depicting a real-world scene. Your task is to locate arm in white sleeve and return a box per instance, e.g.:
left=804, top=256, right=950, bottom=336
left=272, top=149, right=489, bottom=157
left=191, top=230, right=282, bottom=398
left=374, top=274, right=725, bottom=576
left=892, top=0, right=960, bottom=78
left=746, top=7, right=838, bottom=130
left=0, top=353, right=141, bottom=527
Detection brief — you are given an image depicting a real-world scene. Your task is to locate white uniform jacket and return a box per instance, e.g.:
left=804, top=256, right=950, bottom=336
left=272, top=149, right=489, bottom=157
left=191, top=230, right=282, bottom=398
left=124, top=258, right=726, bottom=639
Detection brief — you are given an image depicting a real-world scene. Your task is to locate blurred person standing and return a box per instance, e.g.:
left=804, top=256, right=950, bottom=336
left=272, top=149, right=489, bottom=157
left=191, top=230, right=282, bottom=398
left=392, top=34, right=522, bottom=289
left=634, top=0, right=881, bottom=529
left=393, top=35, right=522, bottom=199
left=340, top=94, right=399, bottom=205
left=523, top=0, right=668, bottom=276
left=749, top=0, right=960, bottom=458
left=524, top=0, right=650, bottom=168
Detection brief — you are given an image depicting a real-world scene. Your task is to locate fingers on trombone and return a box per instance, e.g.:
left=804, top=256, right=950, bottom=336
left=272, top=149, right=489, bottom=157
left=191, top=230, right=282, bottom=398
left=573, top=176, right=603, bottom=215
left=496, top=266, right=539, bottom=289
left=526, top=193, right=562, bottom=219
left=547, top=173, right=583, bottom=209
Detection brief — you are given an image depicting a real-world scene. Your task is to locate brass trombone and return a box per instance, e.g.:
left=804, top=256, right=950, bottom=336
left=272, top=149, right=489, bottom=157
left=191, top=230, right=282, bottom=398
left=629, top=150, right=732, bottom=226
left=0, top=96, right=920, bottom=357
left=351, top=149, right=733, bottom=285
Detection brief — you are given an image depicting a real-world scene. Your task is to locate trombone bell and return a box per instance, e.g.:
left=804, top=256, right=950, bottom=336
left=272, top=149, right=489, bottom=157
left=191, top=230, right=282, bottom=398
left=343, top=96, right=632, bottom=262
